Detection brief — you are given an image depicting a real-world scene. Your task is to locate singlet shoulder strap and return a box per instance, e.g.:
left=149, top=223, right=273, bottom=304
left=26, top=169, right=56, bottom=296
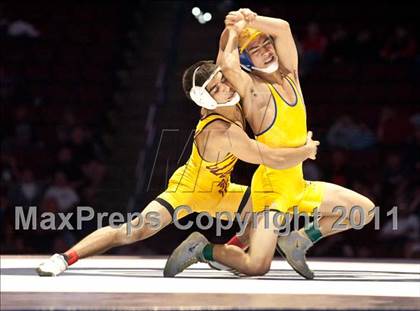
left=195, top=113, right=233, bottom=137
left=268, top=77, right=299, bottom=107
left=284, top=75, right=297, bottom=88
left=284, top=75, right=304, bottom=102
left=266, top=83, right=277, bottom=95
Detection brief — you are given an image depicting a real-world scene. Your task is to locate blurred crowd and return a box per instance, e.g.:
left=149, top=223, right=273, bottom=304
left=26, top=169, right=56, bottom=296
left=295, top=21, right=419, bottom=258
left=303, top=107, right=419, bottom=258
left=1, top=3, right=122, bottom=253
left=1, top=106, right=111, bottom=253
left=299, top=22, right=418, bottom=71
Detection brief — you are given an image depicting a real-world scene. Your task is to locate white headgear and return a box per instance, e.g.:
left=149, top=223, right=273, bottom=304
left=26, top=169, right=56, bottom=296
left=189, top=66, right=240, bottom=110
left=252, top=61, right=279, bottom=73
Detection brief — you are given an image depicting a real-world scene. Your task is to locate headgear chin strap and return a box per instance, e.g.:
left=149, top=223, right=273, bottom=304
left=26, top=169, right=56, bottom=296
left=189, top=66, right=240, bottom=110
left=253, top=61, right=279, bottom=73
left=240, top=52, right=279, bottom=73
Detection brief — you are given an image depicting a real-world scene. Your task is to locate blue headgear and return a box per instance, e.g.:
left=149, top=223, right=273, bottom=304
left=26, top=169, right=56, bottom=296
left=239, top=51, right=254, bottom=72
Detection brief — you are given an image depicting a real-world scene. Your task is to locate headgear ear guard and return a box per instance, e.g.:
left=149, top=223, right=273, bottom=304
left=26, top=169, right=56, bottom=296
left=239, top=40, right=279, bottom=73
left=238, top=27, right=279, bottom=73
left=239, top=52, right=254, bottom=72
left=189, top=66, right=240, bottom=110
left=238, top=27, right=261, bottom=72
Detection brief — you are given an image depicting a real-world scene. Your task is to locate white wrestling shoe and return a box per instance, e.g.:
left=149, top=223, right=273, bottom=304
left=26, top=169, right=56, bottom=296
left=36, top=253, right=68, bottom=276
left=164, top=232, right=209, bottom=277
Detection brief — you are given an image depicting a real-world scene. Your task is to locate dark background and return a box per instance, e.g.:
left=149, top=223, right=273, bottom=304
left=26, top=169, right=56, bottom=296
left=1, top=1, right=419, bottom=259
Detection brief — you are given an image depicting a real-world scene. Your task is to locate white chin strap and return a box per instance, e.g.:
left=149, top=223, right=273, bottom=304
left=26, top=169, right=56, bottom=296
left=189, top=66, right=240, bottom=110
left=252, top=61, right=279, bottom=74
left=214, top=92, right=240, bottom=108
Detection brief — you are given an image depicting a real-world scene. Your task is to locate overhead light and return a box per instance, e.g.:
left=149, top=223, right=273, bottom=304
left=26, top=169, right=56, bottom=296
left=198, top=14, right=206, bottom=24
left=203, top=12, right=212, bottom=22
left=192, top=7, right=201, bottom=17
left=192, top=7, right=212, bottom=24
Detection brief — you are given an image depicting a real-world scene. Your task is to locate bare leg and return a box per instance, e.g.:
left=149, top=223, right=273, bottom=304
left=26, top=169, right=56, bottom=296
left=212, top=211, right=279, bottom=276
left=164, top=210, right=283, bottom=277
left=206, top=194, right=253, bottom=272
left=276, top=182, right=375, bottom=279
left=282, top=182, right=376, bottom=277
left=65, top=200, right=174, bottom=259
left=299, top=181, right=375, bottom=241
left=164, top=199, right=281, bottom=277
left=228, top=195, right=254, bottom=247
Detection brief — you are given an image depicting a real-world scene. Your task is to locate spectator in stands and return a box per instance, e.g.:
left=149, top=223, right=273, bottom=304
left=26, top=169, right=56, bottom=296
left=54, top=111, right=78, bottom=148
left=380, top=191, right=419, bottom=258
left=33, top=197, right=70, bottom=253
left=303, top=161, right=323, bottom=181
left=8, top=168, right=43, bottom=208
left=353, top=29, right=378, bottom=62
left=55, top=147, right=83, bottom=189
left=55, top=126, right=70, bottom=147
left=0, top=66, right=16, bottom=101
left=63, top=111, right=77, bottom=131
left=44, top=171, right=79, bottom=212
left=3, top=105, right=42, bottom=154
left=327, top=115, right=376, bottom=150
left=1, top=218, right=25, bottom=253
left=69, top=126, right=97, bottom=166
left=410, top=113, right=420, bottom=128
left=0, top=152, right=18, bottom=185
left=302, top=22, right=328, bottom=56
left=326, top=150, right=351, bottom=187
left=325, top=24, right=352, bottom=63
left=40, top=188, right=82, bottom=252
left=381, top=26, right=417, bottom=62
left=15, top=105, right=34, bottom=144
left=81, top=160, right=106, bottom=188
left=377, top=106, right=413, bottom=146
left=6, top=19, right=40, bottom=38
left=0, top=194, right=8, bottom=234
left=0, top=17, right=8, bottom=36
left=403, top=113, right=420, bottom=183
left=382, top=152, right=409, bottom=196
left=301, top=22, right=328, bottom=74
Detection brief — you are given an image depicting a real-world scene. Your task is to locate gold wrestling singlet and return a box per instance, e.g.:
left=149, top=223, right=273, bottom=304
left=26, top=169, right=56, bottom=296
left=251, top=76, right=324, bottom=214
left=157, top=113, right=250, bottom=219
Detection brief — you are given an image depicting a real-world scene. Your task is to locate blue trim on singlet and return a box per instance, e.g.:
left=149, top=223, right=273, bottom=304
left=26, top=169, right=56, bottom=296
left=255, top=77, right=299, bottom=136
left=255, top=92, right=277, bottom=136
left=272, top=76, right=298, bottom=107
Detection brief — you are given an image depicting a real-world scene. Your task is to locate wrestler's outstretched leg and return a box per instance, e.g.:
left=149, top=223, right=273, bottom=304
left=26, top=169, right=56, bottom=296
left=36, top=200, right=174, bottom=276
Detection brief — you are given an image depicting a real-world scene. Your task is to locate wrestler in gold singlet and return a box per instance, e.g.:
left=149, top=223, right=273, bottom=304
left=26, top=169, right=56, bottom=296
left=157, top=112, right=250, bottom=219
left=251, top=78, right=324, bottom=214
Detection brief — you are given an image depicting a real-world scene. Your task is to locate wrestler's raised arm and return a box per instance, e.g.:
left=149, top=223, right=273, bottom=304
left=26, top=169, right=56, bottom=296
left=215, top=23, right=253, bottom=98
left=226, top=8, right=299, bottom=76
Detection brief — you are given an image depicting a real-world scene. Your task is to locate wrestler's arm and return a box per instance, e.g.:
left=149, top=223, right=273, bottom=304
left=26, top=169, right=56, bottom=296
left=216, top=26, right=253, bottom=98
left=235, top=9, right=299, bottom=76
left=209, top=122, right=318, bottom=170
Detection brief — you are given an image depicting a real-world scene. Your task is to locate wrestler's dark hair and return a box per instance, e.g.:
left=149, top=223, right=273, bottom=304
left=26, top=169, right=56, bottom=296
left=182, top=60, right=218, bottom=100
